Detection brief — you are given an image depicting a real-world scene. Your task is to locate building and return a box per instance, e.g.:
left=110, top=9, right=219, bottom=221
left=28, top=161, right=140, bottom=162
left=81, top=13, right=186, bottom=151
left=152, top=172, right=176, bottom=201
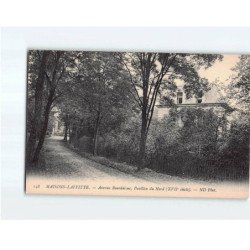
left=154, top=83, right=233, bottom=128
left=49, top=107, right=64, bottom=136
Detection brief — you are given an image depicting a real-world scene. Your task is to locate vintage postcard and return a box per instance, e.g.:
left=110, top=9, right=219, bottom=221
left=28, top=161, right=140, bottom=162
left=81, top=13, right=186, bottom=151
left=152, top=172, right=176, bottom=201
left=25, top=50, right=249, bottom=198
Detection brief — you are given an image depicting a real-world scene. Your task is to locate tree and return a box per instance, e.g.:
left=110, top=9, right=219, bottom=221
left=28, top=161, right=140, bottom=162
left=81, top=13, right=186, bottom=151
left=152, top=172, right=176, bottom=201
left=26, top=51, right=50, bottom=163
left=32, top=51, right=65, bottom=162
left=119, top=52, right=222, bottom=170
left=221, top=55, right=250, bottom=153
left=27, top=50, right=79, bottom=163
left=227, top=55, right=250, bottom=115
left=220, top=55, right=250, bottom=180
left=60, top=52, right=133, bottom=155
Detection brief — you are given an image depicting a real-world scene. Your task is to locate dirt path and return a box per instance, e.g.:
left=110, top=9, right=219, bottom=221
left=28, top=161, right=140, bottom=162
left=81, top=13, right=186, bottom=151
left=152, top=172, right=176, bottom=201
left=35, top=136, right=155, bottom=184
left=26, top=136, right=249, bottom=198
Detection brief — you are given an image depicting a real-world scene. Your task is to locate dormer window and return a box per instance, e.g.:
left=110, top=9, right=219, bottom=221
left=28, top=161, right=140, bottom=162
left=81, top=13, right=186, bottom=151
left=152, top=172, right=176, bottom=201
left=197, top=91, right=203, bottom=103
left=177, top=91, right=183, bottom=104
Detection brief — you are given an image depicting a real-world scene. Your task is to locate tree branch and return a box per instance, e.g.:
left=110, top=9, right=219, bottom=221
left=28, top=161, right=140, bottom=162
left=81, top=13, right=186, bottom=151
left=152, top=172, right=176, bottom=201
left=146, top=54, right=177, bottom=128
left=119, top=54, right=143, bottom=107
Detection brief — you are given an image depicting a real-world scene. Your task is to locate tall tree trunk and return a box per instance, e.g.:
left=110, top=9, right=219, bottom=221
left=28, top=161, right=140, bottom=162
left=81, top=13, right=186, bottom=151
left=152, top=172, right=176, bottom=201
left=138, top=105, right=148, bottom=170
left=64, top=121, right=68, bottom=142
left=93, top=111, right=100, bottom=156
left=138, top=73, right=149, bottom=171
left=32, top=89, right=55, bottom=163
left=63, top=116, right=68, bottom=142
left=26, top=51, right=50, bottom=163
left=32, top=50, right=64, bottom=162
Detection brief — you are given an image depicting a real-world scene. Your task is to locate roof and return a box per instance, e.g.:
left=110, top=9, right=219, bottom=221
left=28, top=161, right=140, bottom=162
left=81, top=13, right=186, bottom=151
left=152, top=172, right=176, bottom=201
left=156, top=102, right=234, bottom=112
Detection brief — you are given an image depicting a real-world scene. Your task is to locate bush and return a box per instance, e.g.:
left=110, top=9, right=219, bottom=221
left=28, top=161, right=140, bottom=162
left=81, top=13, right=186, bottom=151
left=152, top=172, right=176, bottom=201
left=70, top=107, right=249, bottom=182
left=78, top=136, right=93, bottom=153
left=101, top=118, right=141, bottom=164
left=217, top=120, right=249, bottom=180
left=144, top=108, right=248, bottom=181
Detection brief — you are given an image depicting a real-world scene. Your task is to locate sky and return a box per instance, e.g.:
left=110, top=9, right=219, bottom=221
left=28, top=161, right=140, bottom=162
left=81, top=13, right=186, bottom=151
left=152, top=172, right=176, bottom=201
left=199, top=54, right=240, bottom=84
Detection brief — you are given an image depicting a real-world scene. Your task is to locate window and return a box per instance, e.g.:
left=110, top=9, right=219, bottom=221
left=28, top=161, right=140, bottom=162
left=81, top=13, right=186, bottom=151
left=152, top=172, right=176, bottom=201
left=177, top=91, right=183, bottom=104
left=197, top=98, right=202, bottom=103
left=197, top=91, right=203, bottom=103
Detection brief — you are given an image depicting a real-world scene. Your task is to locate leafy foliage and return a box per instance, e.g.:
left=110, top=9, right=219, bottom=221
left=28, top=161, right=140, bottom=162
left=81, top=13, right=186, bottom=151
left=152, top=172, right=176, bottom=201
left=26, top=51, right=248, bottom=181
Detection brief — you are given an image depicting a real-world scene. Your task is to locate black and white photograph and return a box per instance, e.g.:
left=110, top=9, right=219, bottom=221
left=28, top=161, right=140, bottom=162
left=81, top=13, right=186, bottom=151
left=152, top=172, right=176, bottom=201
left=25, top=50, right=249, bottom=198
left=2, top=1, right=250, bottom=249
